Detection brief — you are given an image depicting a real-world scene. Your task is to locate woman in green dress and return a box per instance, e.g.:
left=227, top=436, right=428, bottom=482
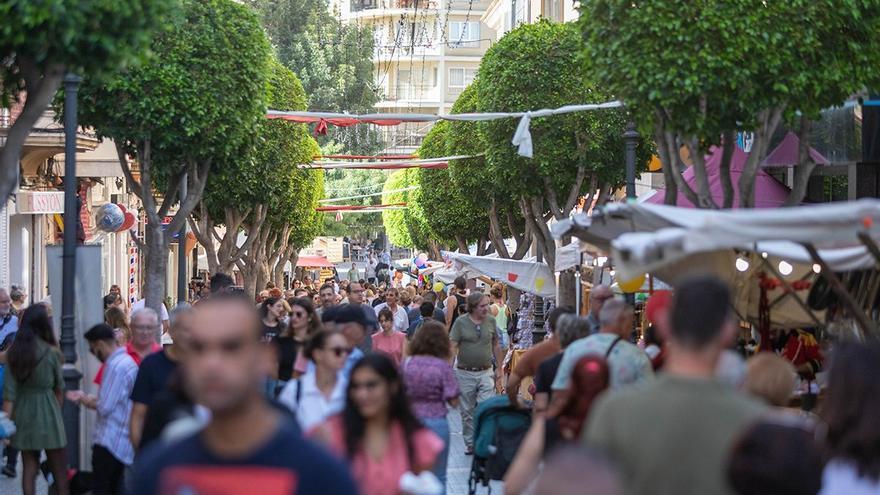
left=2, top=304, right=68, bottom=495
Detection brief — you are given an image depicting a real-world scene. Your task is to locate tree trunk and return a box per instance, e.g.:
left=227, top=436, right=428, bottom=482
left=456, top=236, right=469, bottom=254
left=557, top=271, right=577, bottom=309
left=719, top=130, right=736, bottom=209
left=785, top=116, right=816, bottom=207
left=143, top=225, right=168, bottom=343
left=426, top=239, right=442, bottom=261
left=0, top=62, right=65, bottom=206
left=488, top=200, right=511, bottom=258
left=739, top=106, right=785, bottom=208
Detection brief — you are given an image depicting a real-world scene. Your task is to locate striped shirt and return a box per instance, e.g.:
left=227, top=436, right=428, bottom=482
left=95, top=346, right=138, bottom=465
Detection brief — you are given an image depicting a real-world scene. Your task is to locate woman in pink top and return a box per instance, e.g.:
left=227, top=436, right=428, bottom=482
left=372, top=308, right=407, bottom=367
left=310, top=354, right=444, bottom=495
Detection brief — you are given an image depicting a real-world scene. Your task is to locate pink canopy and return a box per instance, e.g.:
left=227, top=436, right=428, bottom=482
left=762, top=131, right=830, bottom=168
left=645, top=145, right=791, bottom=208
left=296, top=255, right=335, bottom=268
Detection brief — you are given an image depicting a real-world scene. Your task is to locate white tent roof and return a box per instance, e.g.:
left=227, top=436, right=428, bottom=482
left=433, top=252, right=556, bottom=297
left=554, top=199, right=880, bottom=328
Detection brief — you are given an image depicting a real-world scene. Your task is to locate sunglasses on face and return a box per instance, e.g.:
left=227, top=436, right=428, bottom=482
left=326, top=346, right=352, bottom=357
left=291, top=310, right=307, bottom=318
left=326, top=347, right=351, bottom=357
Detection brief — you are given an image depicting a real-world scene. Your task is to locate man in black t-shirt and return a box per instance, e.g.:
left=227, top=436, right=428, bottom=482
left=132, top=294, right=356, bottom=495
left=129, top=307, right=192, bottom=450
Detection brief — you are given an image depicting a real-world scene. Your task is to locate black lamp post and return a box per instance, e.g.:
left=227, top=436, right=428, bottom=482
left=60, top=73, right=83, bottom=468
left=624, top=121, right=639, bottom=201
left=622, top=122, right=640, bottom=319
left=177, top=173, right=188, bottom=305
left=532, top=236, right=545, bottom=343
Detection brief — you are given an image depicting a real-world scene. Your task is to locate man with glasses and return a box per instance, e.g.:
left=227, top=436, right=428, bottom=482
left=129, top=307, right=189, bottom=451
left=586, top=285, right=613, bottom=335
left=131, top=295, right=357, bottom=495
left=450, top=292, right=503, bottom=455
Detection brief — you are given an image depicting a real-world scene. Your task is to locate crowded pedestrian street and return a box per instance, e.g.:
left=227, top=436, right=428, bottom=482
left=3, top=1, right=880, bottom=495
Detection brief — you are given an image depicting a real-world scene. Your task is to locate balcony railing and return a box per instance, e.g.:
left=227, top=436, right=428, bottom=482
left=351, top=0, right=437, bottom=12
left=384, top=85, right=440, bottom=102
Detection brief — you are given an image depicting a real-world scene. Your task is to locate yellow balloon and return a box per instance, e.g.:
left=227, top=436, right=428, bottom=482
left=433, top=282, right=446, bottom=293
left=618, top=273, right=646, bottom=293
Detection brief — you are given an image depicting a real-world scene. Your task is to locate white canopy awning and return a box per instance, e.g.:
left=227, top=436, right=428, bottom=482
left=433, top=252, right=556, bottom=298
left=554, top=199, right=880, bottom=329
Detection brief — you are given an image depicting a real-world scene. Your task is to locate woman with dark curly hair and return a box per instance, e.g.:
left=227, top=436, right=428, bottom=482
left=819, top=342, right=880, bottom=494
left=402, top=320, right=459, bottom=493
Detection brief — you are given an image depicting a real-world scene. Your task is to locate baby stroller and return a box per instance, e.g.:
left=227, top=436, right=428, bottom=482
left=468, top=395, right=531, bottom=495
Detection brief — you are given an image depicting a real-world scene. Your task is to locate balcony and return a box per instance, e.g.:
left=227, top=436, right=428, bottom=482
left=351, top=0, right=437, bottom=12
left=383, top=85, right=441, bottom=103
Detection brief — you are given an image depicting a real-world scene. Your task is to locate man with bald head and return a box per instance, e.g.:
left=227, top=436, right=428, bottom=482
left=131, top=294, right=356, bottom=495
left=586, top=285, right=613, bottom=335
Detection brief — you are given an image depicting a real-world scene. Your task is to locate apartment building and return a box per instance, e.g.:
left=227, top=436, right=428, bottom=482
left=333, top=0, right=495, bottom=152
left=482, top=0, right=578, bottom=40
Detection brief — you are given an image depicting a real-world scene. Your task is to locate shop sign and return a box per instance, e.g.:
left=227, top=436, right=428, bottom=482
left=16, top=191, right=65, bottom=214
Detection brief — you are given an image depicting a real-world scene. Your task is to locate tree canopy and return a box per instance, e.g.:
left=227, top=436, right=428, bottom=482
left=416, top=121, right=489, bottom=252
left=0, top=0, right=177, bottom=206
left=78, top=0, right=272, bottom=316
left=382, top=169, right=416, bottom=248
left=193, top=59, right=322, bottom=283
left=250, top=0, right=381, bottom=154
left=478, top=20, right=650, bottom=268
left=580, top=0, right=880, bottom=207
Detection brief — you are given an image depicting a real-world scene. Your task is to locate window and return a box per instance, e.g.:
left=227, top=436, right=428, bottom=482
left=449, top=21, right=481, bottom=48
left=448, top=68, right=477, bottom=88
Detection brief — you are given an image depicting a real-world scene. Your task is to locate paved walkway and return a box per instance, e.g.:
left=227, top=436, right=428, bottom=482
left=447, top=408, right=506, bottom=495
left=0, top=409, right=505, bottom=495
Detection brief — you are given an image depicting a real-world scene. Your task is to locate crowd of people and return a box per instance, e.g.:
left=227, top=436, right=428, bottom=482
left=0, top=271, right=876, bottom=495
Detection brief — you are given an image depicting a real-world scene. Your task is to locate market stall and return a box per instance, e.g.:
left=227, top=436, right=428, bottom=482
left=557, top=199, right=880, bottom=339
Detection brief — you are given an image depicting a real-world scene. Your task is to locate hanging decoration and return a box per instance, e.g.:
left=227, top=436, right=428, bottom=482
left=268, top=100, right=624, bottom=158
left=315, top=203, right=407, bottom=212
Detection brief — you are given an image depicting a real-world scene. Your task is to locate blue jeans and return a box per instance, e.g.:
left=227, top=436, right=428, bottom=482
left=421, top=416, right=450, bottom=495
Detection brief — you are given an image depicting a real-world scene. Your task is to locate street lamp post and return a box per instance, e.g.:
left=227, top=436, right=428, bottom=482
left=60, top=73, right=83, bottom=468
left=624, top=121, right=639, bottom=202
left=177, top=173, right=188, bottom=305
left=532, top=236, right=545, bottom=343
left=623, top=122, right=640, bottom=314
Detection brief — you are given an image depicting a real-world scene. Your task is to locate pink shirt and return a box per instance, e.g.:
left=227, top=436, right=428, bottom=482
left=311, top=415, right=443, bottom=495
left=371, top=331, right=406, bottom=367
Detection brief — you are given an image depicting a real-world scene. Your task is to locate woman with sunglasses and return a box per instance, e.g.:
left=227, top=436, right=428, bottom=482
left=372, top=307, right=407, bottom=367
left=276, top=297, right=321, bottom=383
left=311, top=353, right=443, bottom=495
left=279, top=329, right=350, bottom=431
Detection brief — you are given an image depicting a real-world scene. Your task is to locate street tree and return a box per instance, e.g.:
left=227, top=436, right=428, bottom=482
left=382, top=169, right=416, bottom=249
left=190, top=59, right=320, bottom=291
left=478, top=20, right=649, bottom=269
left=321, top=166, right=387, bottom=243
left=447, top=82, right=530, bottom=259
left=580, top=0, right=880, bottom=207
left=416, top=121, right=490, bottom=254
left=0, top=0, right=176, bottom=207
left=250, top=0, right=381, bottom=154
left=78, top=0, right=271, bottom=317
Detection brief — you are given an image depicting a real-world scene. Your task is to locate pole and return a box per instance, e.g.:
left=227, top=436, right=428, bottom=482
left=60, top=73, right=83, bottom=468
left=623, top=122, right=640, bottom=314
left=624, top=121, right=639, bottom=202
left=532, top=235, right=545, bottom=343
left=177, top=173, right=188, bottom=305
